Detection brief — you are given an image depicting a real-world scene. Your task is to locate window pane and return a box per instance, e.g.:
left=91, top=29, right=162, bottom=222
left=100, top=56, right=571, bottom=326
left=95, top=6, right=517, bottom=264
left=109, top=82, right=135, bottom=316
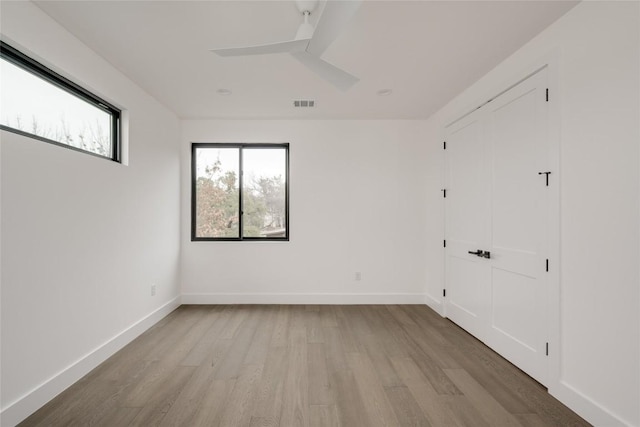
left=242, top=148, right=287, bottom=238
left=0, top=57, right=113, bottom=157
left=194, top=147, right=240, bottom=238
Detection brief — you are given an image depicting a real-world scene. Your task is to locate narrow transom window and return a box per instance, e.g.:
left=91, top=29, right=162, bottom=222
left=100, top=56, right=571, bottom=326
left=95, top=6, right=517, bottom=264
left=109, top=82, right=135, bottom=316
left=192, top=143, right=289, bottom=241
left=0, top=41, right=121, bottom=161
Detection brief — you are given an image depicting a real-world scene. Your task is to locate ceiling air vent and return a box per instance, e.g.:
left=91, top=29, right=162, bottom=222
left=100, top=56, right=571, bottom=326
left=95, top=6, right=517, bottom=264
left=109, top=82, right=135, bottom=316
left=293, top=99, right=315, bottom=108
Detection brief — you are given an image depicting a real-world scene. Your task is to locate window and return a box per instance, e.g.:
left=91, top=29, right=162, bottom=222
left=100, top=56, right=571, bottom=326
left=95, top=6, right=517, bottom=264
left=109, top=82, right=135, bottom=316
left=0, top=41, right=120, bottom=161
left=192, top=143, right=289, bottom=241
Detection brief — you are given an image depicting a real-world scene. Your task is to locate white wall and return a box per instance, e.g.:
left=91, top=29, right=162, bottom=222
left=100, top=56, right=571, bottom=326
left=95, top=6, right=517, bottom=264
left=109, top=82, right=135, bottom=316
left=181, top=120, right=428, bottom=304
left=0, top=2, right=181, bottom=425
left=422, top=2, right=639, bottom=426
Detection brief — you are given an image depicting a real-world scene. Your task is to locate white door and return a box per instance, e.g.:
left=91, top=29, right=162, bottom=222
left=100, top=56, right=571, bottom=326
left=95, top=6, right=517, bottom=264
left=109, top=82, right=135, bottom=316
left=444, top=109, right=491, bottom=342
left=445, top=69, right=550, bottom=385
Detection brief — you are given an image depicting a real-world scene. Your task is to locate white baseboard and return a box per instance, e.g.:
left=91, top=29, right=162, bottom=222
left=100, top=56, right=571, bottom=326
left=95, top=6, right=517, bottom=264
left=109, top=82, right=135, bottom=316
left=425, top=293, right=444, bottom=316
left=0, top=295, right=181, bottom=427
left=549, top=381, right=633, bottom=427
left=181, top=292, right=427, bottom=305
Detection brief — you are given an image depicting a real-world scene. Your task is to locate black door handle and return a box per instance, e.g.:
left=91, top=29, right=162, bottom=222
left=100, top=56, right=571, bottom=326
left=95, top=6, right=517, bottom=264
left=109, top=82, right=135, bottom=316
left=468, top=249, right=491, bottom=258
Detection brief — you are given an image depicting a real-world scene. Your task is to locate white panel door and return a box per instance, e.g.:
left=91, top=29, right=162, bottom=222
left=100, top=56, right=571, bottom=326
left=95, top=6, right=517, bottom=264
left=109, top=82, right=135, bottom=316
left=486, top=70, right=549, bottom=384
left=444, top=109, right=491, bottom=342
left=445, top=68, right=550, bottom=385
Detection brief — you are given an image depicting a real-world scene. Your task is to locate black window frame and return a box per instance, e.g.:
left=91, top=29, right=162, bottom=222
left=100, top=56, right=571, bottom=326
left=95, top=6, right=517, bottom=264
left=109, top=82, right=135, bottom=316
left=191, top=142, right=290, bottom=242
left=0, top=41, right=121, bottom=162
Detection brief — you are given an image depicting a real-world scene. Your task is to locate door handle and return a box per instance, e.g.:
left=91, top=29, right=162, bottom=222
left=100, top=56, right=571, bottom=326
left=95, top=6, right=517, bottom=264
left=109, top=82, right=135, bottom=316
left=468, top=249, right=491, bottom=259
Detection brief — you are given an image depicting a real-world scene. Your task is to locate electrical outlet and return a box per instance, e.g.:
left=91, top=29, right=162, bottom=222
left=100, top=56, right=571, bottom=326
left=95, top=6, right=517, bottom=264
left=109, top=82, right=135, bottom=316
left=151, top=284, right=156, bottom=296
left=355, top=272, right=362, bottom=281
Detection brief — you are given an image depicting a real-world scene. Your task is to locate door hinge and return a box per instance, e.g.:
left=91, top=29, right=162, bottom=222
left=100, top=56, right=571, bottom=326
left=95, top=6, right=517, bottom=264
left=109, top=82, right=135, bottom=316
left=443, top=141, right=446, bottom=150
left=546, top=259, right=549, bottom=272
left=546, top=342, right=549, bottom=356
left=546, top=88, right=549, bottom=102
left=441, top=189, right=446, bottom=198
left=443, top=240, right=446, bottom=248
left=443, top=289, right=446, bottom=297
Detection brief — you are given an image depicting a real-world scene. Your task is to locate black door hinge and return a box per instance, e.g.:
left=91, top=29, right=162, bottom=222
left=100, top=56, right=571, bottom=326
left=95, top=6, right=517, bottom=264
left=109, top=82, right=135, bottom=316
left=443, top=240, right=446, bottom=248
left=546, top=259, right=549, bottom=272
left=546, top=342, right=549, bottom=356
left=546, top=88, right=549, bottom=102
left=443, top=289, right=446, bottom=297
left=443, top=141, right=446, bottom=150
left=441, top=189, right=446, bottom=198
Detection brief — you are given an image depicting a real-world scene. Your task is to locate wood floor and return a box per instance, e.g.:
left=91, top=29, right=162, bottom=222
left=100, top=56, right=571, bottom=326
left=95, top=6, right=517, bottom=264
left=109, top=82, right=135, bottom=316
left=20, top=305, right=590, bottom=426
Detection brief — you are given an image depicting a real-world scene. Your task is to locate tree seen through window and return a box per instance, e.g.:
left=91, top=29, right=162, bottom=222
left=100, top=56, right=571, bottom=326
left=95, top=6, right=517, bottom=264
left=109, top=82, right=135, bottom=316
left=192, top=144, right=288, bottom=241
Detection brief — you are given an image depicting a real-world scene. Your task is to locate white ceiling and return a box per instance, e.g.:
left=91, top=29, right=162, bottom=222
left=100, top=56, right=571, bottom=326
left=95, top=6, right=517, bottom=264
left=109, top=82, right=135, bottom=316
left=34, top=0, right=578, bottom=120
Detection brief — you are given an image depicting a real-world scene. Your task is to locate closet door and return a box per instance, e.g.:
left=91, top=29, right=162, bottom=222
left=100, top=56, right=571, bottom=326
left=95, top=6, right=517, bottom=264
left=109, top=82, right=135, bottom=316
left=445, top=68, right=550, bottom=385
left=485, top=70, right=549, bottom=384
left=444, top=107, right=491, bottom=342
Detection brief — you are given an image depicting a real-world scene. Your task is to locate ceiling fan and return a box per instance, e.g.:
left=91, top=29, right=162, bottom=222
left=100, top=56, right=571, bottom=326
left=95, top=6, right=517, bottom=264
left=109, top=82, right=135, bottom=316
left=211, top=0, right=361, bottom=91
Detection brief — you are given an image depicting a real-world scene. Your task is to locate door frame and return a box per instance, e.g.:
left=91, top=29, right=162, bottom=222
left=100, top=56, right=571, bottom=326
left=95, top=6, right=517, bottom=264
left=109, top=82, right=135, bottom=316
left=442, top=52, right=561, bottom=388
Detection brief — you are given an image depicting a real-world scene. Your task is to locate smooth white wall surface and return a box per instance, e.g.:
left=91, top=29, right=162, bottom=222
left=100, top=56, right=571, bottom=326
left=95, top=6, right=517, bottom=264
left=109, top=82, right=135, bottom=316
left=0, top=2, right=181, bottom=425
left=181, top=120, right=428, bottom=303
left=422, top=2, right=639, bottom=426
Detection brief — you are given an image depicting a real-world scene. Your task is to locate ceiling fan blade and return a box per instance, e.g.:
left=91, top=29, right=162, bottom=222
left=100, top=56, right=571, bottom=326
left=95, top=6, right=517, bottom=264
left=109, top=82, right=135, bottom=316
left=306, top=0, right=362, bottom=56
left=212, top=38, right=310, bottom=57
left=291, top=51, right=358, bottom=91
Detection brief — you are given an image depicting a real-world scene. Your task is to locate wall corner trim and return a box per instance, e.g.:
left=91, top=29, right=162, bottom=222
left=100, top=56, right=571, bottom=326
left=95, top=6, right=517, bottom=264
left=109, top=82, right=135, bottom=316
left=0, top=295, right=181, bottom=427
left=425, top=294, right=445, bottom=317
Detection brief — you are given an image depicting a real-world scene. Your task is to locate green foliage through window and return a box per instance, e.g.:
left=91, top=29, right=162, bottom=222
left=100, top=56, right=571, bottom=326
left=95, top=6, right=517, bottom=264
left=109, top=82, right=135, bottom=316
left=192, top=144, right=289, bottom=241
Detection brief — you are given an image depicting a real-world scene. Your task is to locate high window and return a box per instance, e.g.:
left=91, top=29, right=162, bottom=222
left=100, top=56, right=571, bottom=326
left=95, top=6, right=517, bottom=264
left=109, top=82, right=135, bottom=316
left=192, top=143, right=289, bottom=241
left=0, top=41, right=121, bottom=161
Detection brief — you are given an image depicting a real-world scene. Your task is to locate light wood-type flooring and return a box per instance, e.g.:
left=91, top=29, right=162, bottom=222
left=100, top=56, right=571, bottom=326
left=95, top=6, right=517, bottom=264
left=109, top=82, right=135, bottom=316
left=20, top=305, right=590, bottom=426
